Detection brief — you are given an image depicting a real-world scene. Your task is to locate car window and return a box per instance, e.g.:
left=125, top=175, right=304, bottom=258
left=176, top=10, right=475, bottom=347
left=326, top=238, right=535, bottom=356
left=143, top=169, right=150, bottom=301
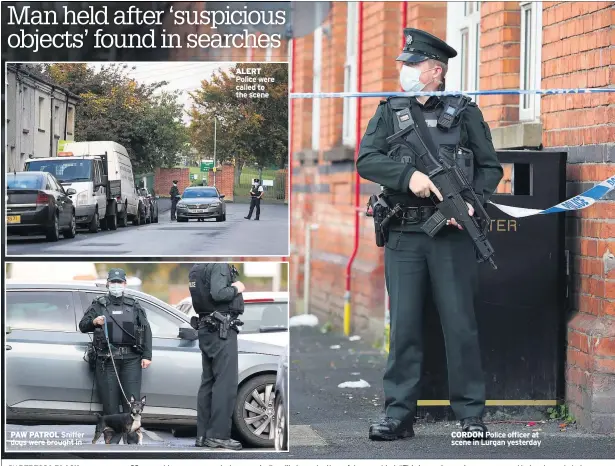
left=6, top=291, right=76, bottom=332
left=49, top=175, right=64, bottom=193
left=7, top=174, right=44, bottom=190
left=84, top=292, right=181, bottom=338
left=241, top=302, right=289, bottom=333
left=136, top=301, right=182, bottom=339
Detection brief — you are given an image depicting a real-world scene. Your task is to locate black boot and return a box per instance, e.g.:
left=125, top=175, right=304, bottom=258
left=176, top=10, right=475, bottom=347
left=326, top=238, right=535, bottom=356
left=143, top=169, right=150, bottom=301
left=204, top=438, right=242, bottom=450
left=369, top=417, right=414, bottom=441
left=195, top=436, right=208, bottom=447
left=461, top=417, right=488, bottom=438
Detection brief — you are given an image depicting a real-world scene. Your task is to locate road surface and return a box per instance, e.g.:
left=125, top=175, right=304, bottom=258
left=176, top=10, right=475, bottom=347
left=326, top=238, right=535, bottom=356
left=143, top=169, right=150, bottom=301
left=4, top=423, right=273, bottom=452
left=6, top=200, right=289, bottom=257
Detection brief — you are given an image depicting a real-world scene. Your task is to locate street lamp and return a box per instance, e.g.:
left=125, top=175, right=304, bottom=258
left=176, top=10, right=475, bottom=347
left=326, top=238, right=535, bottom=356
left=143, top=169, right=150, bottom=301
left=213, top=117, right=217, bottom=187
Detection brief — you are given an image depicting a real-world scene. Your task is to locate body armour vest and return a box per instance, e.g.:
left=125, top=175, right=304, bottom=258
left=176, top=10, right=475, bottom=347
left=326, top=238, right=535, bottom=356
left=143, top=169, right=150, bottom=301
left=101, top=296, right=137, bottom=346
left=189, top=264, right=233, bottom=315
left=250, top=186, right=262, bottom=198
left=385, top=95, right=475, bottom=200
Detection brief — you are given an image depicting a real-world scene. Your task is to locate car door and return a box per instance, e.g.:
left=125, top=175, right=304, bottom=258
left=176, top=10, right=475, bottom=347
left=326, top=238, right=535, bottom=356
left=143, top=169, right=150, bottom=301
left=5, top=289, right=94, bottom=421
left=82, top=291, right=203, bottom=423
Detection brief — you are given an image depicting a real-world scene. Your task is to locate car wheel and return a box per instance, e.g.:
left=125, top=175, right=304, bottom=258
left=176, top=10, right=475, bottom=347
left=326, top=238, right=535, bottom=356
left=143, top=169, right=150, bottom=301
left=274, top=391, right=287, bottom=451
left=63, top=210, right=77, bottom=239
left=153, top=209, right=159, bottom=223
left=233, top=374, right=276, bottom=448
left=132, top=206, right=141, bottom=226
left=177, top=217, right=188, bottom=222
left=89, top=210, right=99, bottom=233
left=216, top=214, right=225, bottom=222
left=46, top=212, right=60, bottom=242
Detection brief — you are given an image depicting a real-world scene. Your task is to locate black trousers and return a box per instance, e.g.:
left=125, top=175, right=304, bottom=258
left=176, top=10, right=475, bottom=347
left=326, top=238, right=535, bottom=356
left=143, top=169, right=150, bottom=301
left=171, top=199, right=178, bottom=220
left=383, top=228, right=485, bottom=423
left=96, top=355, right=142, bottom=444
left=197, top=327, right=239, bottom=440
left=246, top=198, right=261, bottom=219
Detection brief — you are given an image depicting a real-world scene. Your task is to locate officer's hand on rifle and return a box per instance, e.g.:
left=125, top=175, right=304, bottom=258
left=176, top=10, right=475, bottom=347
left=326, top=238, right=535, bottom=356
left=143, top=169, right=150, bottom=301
left=141, top=359, right=151, bottom=369
left=232, top=281, right=246, bottom=294
left=409, top=171, right=443, bottom=201
left=448, top=202, right=474, bottom=230
left=93, top=316, right=105, bottom=327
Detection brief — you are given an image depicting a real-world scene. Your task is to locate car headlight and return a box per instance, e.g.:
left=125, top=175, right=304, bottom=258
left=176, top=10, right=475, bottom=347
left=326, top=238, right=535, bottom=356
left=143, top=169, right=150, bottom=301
left=177, top=204, right=187, bottom=209
left=76, top=191, right=88, bottom=206
left=209, top=202, right=220, bottom=207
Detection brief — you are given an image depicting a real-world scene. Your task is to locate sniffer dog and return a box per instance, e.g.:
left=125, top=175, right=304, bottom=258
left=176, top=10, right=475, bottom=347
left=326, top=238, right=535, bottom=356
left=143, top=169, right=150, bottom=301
left=92, top=395, right=146, bottom=445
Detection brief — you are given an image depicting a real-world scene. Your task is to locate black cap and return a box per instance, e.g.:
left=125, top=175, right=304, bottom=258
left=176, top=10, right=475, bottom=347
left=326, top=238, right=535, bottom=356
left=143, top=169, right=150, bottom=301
left=397, top=28, right=457, bottom=65
left=107, top=268, right=127, bottom=282
left=173, top=180, right=178, bottom=184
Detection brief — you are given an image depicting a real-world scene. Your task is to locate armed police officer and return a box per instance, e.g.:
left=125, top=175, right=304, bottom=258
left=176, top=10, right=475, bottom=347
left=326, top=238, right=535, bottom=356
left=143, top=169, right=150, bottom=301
left=244, top=178, right=264, bottom=220
left=189, top=263, right=246, bottom=450
left=170, top=180, right=180, bottom=221
left=357, top=29, right=503, bottom=441
left=79, top=268, right=153, bottom=444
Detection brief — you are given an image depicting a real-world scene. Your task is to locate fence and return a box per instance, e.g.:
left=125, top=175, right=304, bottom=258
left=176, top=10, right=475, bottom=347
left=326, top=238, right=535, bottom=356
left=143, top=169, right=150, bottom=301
left=234, top=167, right=287, bottom=204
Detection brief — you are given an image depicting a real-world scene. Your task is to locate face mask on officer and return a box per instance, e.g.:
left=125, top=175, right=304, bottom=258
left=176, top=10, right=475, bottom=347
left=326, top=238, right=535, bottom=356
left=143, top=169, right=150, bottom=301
left=108, top=282, right=126, bottom=297
left=399, top=64, right=440, bottom=92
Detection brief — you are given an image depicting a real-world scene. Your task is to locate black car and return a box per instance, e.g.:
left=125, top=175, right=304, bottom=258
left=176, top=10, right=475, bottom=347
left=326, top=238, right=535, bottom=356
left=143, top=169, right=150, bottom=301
left=138, top=187, right=159, bottom=223
left=7, top=172, right=77, bottom=242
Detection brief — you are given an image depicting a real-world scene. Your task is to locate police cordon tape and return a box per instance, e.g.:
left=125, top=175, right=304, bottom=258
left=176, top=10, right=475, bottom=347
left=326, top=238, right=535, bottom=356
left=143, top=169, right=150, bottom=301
left=289, top=87, right=615, bottom=99
left=289, top=87, right=615, bottom=218
left=490, top=175, right=615, bottom=218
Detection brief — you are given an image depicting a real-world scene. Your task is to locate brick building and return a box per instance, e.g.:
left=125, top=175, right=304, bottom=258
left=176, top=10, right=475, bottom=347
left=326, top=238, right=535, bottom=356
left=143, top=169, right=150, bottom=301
left=289, top=2, right=614, bottom=433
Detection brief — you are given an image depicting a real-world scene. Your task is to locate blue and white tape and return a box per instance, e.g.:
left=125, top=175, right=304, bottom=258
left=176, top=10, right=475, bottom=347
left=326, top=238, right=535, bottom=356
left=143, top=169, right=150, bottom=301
left=490, top=175, right=615, bottom=218
left=290, top=88, right=614, bottom=99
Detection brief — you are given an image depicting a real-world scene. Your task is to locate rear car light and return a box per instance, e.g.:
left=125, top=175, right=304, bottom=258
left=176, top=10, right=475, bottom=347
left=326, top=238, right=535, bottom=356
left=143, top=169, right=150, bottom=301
left=36, top=192, right=49, bottom=204
left=244, top=298, right=275, bottom=303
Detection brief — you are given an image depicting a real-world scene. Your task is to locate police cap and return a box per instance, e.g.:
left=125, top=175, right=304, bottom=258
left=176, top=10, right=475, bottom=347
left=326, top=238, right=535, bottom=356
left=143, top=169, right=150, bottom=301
left=396, top=28, right=457, bottom=65
left=107, top=268, right=127, bottom=282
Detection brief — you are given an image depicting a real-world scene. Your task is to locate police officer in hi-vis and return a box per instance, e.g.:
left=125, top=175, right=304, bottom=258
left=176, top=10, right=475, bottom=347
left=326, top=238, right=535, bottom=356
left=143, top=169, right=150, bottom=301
left=357, top=28, right=503, bottom=441
left=79, top=268, right=153, bottom=444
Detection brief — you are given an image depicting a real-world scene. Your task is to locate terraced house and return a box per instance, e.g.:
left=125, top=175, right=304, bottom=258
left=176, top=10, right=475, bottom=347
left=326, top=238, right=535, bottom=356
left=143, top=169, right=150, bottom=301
left=288, top=2, right=614, bottom=434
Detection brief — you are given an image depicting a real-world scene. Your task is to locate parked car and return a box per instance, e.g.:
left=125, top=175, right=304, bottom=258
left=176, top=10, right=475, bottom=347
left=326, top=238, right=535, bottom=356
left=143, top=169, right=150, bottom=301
left=6, top=172, right=77, bottom=242
left=138, top=187, right=159, bottom=223
left=274, top=344, right=289, bottom=451
left=174, top=292, right=289, bottom=348
left=176, top=186, right=226, bottom=222
left=5, top=281, right=284, bottom=448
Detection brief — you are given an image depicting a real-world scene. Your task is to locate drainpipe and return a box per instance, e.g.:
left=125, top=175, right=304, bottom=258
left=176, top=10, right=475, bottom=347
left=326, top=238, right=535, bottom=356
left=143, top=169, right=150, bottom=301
left=290, top=37, right=297, bottom=292
left=343, top=1, right=364, bottom=337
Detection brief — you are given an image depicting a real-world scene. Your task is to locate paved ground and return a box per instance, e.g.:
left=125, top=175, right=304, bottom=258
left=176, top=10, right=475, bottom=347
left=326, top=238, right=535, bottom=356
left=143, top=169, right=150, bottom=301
left=4, top=423, right=273, bottom=453
left=284, top=326, right=615, bottom=459
left=6, top=199, right=289, bottom=256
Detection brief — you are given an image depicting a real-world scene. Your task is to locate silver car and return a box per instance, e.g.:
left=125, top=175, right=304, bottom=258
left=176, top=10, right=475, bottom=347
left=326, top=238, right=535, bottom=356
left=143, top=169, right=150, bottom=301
left=5, top=281, right=283, bottom=448
left=176, top=186, right=226, bottom=222
left=274, top=344, right=289, bottom=451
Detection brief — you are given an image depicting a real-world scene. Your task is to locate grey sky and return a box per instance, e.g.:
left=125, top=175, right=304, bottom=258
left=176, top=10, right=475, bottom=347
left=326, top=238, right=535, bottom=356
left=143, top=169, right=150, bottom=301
left=89, top=62, right=235, bottom=124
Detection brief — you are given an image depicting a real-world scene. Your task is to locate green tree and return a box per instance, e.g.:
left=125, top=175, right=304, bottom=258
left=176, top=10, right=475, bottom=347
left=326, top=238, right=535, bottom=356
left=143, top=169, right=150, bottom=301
left=36, top=63, right=189, bottom=173
left=188, top=63, right=288, bottom=184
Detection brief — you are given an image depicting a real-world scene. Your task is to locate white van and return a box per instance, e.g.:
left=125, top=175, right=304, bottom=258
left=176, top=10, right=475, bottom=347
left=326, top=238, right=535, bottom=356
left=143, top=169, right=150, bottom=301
left=25, top=141, right=140, bottom=231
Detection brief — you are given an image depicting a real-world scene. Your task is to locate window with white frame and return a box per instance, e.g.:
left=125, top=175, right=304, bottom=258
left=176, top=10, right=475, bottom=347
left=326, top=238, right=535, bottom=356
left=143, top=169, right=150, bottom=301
left=519, top=1, right=542, bottom=121
left=37, top=96, right=46, bottom=131
left=342, top=1, right=358, bottom=147
left=311, top=26, right=322, bottom=151
left=446, top=2, right=481, bottom=103
left=54, top=105, right=60, bottom=135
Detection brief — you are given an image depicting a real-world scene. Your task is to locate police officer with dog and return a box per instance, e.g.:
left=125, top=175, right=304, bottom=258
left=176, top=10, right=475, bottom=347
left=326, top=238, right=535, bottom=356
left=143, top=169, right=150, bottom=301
left=79, top=268, right=153, bottom=444
left=188, top=263, right=245, bottom=450
left=357, top=28, right=503, bottom=441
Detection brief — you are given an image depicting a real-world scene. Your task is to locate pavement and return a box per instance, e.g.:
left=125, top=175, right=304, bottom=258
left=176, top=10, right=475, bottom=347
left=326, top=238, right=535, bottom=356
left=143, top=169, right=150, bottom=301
left=283, top=326, right=615, bottom=459
left=4, top=423, right=273, bottom=453
left=6, top=199, right=289, bottom=256
left=6, top=327, right=614, bottom=461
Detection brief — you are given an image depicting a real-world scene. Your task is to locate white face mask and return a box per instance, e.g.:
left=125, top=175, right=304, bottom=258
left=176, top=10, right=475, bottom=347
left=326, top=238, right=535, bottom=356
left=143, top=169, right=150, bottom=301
left=108, top=283, right=125, bottom=297
left=399, top=65, right=437, bottom=92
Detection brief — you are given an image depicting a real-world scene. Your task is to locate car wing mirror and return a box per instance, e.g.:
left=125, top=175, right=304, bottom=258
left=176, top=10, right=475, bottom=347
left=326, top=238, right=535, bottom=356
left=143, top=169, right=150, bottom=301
left=178, top=326, right=198, bottom=341
left=66, top=188, right=77, bottom=195
left=219, top=194, right=225, bottom=199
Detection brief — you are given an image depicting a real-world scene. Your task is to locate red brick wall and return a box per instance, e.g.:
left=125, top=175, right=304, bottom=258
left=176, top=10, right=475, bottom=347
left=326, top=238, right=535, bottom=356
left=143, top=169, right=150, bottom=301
left=154, top=168, right=190, bottom=198
left=206, top=163, right=235, bottom=201
left=541, top=1, right=615, bottom=434
left=479, top=2, right=521, bottom=127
